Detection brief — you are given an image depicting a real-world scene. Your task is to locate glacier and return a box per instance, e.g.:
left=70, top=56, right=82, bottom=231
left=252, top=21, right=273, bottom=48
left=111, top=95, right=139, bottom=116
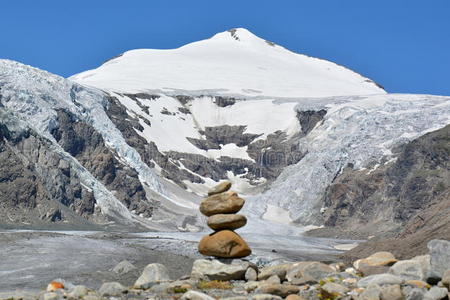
left=253, top=94, right=450, bottom=224
left=0, top=59, right=165, bottom=222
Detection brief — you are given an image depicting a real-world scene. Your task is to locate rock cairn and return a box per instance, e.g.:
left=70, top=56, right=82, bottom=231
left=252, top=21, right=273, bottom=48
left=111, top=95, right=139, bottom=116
left=198, top=181, right=251, bottom=258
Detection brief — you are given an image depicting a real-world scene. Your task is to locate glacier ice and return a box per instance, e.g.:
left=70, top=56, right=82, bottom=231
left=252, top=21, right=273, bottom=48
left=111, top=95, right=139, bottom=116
left=255, top=94, right=450, bottom=224
left=0, top=59, right=165, bottom=221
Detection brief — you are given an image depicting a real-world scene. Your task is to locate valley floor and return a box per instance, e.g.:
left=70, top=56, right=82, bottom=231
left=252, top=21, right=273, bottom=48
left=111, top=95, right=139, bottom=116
left=0, top=229, right=357, bottom=292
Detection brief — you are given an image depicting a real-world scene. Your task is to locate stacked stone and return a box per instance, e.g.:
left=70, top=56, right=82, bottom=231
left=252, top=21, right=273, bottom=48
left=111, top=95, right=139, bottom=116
left=198, top=181, right=252, bottom=258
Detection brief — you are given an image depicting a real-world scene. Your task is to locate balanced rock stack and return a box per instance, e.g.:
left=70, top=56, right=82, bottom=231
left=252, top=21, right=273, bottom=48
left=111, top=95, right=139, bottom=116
left=198, top=181, right=252, bottom=258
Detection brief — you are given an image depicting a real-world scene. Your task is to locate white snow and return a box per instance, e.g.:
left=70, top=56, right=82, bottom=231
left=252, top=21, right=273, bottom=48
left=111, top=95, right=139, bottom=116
left=70, top=28, right=385, bottom=98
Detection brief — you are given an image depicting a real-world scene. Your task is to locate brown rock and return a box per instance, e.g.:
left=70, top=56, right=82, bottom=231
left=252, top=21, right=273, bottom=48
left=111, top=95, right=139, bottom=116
left=285, top=295, right=306, bottom=300
left=320, top=282, right=349, bottom=299
left=286, top=262, right=335, bottom=283
left=200, top=191, right=245, bottom=216
left=258, top=263, right=293, bottom=281
left=405, top=280, right=429, bottom=289
left=354, top=252, right=397, bottom=270
left=257, top=284, right=300, bottom=297
left=198, top=230, right=251, bottom=258
left=208, top=181, right=232, bottom=196
left=441, top=269, right=450, bottom=288
left=358, top=265, right=390, bottom=276
left=207, top=214, right=247, bottom=230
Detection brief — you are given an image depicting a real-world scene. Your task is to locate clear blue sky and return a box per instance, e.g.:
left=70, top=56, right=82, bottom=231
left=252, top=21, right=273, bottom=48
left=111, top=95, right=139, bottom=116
left=1, top=0, right=449, bottom=95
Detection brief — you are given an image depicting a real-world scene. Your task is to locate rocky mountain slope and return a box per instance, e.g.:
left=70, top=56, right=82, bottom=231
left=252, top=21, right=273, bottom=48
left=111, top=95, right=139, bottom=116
left=1, top=29, right=449, bottom=252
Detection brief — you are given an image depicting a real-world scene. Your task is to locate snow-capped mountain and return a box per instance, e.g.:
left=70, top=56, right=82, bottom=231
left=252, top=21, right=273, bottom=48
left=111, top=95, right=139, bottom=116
left=71, top=28, right=384, bottom=98
left=1, top=28, right=449, bottom=236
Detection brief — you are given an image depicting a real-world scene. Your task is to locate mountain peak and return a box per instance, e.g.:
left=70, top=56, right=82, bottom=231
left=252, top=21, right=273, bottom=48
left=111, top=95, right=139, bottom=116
left=70, top=29, right=385, bottom=97
left=207, top=28, right=275, bottom=47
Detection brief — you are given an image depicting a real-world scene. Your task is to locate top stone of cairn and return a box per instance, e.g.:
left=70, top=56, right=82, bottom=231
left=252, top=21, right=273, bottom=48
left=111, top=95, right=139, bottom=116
left=207, top=181, right=232, bottom=196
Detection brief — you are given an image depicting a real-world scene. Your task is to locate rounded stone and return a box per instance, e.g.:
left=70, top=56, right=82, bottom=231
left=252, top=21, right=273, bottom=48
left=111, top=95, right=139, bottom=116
left=354, top=251, right=397, bottom=270
left=207, top=214, right=247, bottom=230
left=198, top=230, right=251, bottom=258
left=200, top=191, right=245, bottom=216
left=208, top=181, right=232, bottom=196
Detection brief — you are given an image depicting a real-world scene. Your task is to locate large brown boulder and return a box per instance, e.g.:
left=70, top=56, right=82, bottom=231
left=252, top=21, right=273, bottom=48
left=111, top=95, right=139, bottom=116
left=199, top=191, right=244, bottom=216
left=198, top=230, right=251, bottom=258
left=207, top=214, right=247, bottom=230
left=208, top=181, right=232, bottom=196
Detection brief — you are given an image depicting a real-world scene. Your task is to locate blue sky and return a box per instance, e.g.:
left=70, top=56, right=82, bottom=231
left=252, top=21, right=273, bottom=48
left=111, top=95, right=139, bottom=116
left=1, top=0, right=449, bottom=95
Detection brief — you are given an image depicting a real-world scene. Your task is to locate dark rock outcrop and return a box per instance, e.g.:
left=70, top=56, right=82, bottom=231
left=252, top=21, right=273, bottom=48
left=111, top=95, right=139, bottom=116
left=318, top=125, right=450, bottom=260
left=0, top=113, right=99, bottom=225
left=296, top=109, right=327, bottom=135
left=105, top=96, right=204, bottom=189
left=51, top=109, right=154, bottom=218
left=187, top=125, right=261, bottom=150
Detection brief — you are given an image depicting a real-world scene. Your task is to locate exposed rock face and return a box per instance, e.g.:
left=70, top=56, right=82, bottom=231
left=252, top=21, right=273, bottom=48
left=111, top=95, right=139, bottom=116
left=0, top=112, right=100, bottom=225
left=321, top=125, right=450, bottom=259
left=105, top=95, right=204, bottom=189
left=187, top=125, right=261, bottom=150
left=296, top=109, right=327, bottom=135
left=105, top=94, right=305, bottom=190
left=51, top=110, right=153, bottom=218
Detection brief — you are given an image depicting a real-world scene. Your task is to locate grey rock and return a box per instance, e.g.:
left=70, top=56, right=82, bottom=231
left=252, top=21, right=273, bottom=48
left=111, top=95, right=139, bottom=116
left=112, top=260, right=136, bottom=274
left=423, top=286, right=448, bottom=300
left=266, top=275, right=281, bottom=284
left=296, top=109, right=327, bottom=135
left=0, top=291, right=36, bottom=300
left=135, top=263, right=170, bottom=288
left=258, top=263, right=293, bottom=281
left=300, top=262, right=336, bottom=282
left=244, top=281, right=263, bottom=293
left=321, top=282, right=349, bottom=296
left=428, top=239, right=450, bottom=279
left=245, top=267, right=258, bottom=281
left=149, top=282, right=172, bottom=294
left=357, top=274, right=404, bottom=287
left=323, top=125, right=450, bottom=260
left=79, top=294, right=101, bottom=300
left=98, top=282, right=126, bottom=296
left=67, top=285, right=88, bottom=298
left=403, top=287, right=426, bottom=300
left=358, top=284, right=381, bottom=300
left=191, top=259, right=254, bottom=281
left=251, top=293, right=283, bottom=300
left=389, top=256, right=430, bottom=281
left=180, top=290, right=215, bottom=300
left=380, top=284, right=403, bottom=300
left=52, top=109, right=154, bottom=218
left=43, top=292, right=61, bottom=300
